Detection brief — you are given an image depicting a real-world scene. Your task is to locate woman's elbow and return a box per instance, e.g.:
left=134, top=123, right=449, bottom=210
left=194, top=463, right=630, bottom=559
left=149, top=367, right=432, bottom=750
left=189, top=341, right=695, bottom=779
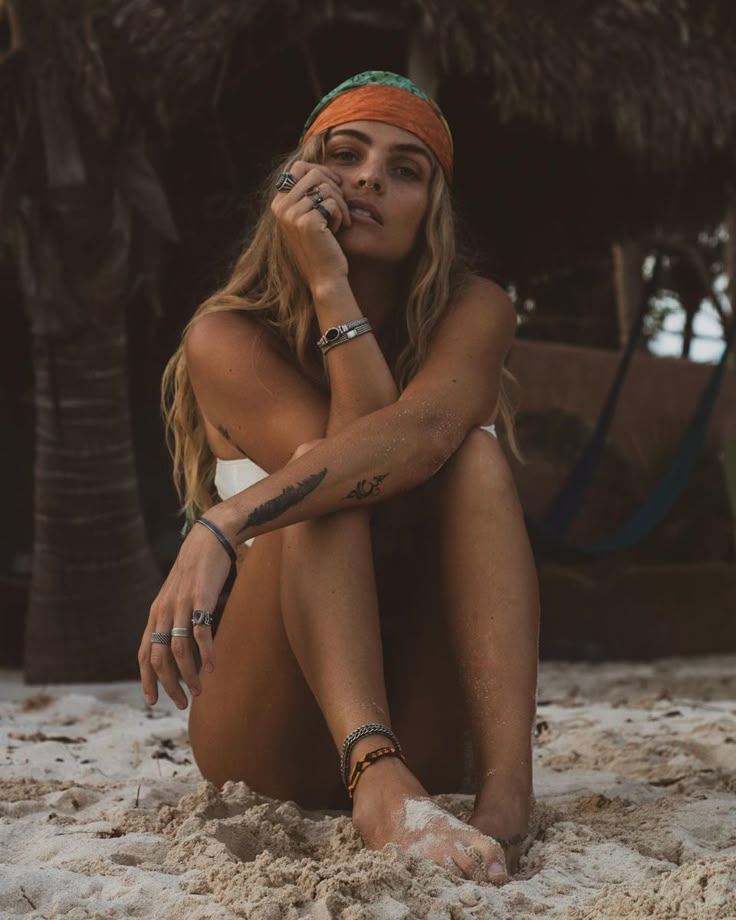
left=409, top=410, right=464, bottom=480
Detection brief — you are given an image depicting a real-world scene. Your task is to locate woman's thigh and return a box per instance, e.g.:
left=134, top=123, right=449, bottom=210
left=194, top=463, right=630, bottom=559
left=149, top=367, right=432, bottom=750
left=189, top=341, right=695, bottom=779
left=188, top=531, right=344, bottom=809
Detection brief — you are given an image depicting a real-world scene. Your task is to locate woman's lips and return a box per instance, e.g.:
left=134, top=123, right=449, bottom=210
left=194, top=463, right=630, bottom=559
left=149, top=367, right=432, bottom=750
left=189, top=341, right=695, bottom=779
left=346, top=200, right=383, bottom=224
left=348, top=207, right=380, bottom=225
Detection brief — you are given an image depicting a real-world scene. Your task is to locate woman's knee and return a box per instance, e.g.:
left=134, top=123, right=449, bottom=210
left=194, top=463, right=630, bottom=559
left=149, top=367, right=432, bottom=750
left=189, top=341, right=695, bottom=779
left=283, top=437, right=373, bottom=546
left=438, top=427, right=516, bottom=497
left=288, top=438, right=325, bottom=463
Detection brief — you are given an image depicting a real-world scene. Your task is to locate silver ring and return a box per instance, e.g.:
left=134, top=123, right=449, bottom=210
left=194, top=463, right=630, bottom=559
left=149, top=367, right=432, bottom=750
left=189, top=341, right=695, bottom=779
left=307, top=189, right=324, bottom=205
left=151, top=632, right=171, bottom=644
left=275, top=172, right=297, bottom=192
left=192, top=609, right=214, bottom=627
left=312, top=202, right=331, bottom=222
left=171, top=627, right=193, bottom=638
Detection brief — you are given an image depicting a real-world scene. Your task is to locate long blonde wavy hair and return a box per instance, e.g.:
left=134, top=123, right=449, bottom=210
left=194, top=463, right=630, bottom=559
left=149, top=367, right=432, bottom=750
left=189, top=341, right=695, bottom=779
left=162, top=130, right=524, bottom=523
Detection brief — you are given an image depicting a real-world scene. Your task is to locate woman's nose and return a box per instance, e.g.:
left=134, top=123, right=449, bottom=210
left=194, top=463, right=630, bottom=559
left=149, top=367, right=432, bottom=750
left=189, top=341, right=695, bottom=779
left=356, top=159, right=384, bottom=191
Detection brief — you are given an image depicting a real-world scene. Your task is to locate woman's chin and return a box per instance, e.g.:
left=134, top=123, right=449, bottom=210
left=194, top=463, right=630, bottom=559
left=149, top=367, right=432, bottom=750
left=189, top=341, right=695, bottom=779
left=339, top=237, right=382, bottom=259
left=340, top=237, right=406, bottom=265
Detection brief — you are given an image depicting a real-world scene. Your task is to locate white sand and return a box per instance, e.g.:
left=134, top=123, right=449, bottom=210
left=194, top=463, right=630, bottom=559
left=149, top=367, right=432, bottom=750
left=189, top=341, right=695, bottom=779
left=1, top=657, right=735, bottom=919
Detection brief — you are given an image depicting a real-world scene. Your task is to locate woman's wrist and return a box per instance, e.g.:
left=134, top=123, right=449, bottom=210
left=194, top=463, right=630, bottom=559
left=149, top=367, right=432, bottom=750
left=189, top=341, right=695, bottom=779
left=202, top=501, right=242, bottom=548
left=310, top=274, right=353, bottom=309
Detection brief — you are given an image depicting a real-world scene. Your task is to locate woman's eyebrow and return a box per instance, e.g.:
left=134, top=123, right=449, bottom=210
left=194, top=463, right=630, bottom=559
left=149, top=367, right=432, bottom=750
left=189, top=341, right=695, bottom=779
left=328, top=129, right=432, bottom=168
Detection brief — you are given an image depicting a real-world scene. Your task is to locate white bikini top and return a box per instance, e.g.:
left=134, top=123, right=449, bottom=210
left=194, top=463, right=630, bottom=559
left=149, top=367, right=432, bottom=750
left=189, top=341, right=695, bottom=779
left=215, top=423, right=497, bottom=546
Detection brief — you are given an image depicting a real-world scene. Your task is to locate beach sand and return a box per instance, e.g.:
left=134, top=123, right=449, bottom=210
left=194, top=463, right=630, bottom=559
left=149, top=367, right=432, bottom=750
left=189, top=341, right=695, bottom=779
left=1, top=657, right=735, bottom=919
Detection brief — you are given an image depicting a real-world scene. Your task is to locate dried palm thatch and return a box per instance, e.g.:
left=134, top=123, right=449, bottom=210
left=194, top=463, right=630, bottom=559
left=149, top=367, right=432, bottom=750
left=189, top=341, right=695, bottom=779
left=416, top=0, right=736, bottom=168
left=91, top=0, right=736, bottom=171
left=2, top=1, right=734, bottom=179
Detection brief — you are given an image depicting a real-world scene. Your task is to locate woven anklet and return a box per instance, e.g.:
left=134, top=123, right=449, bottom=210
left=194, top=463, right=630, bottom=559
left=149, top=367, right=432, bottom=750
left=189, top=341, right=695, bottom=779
left=340, top=722, right=402, bottom=789
left=347, top=745, right=406, bottom=800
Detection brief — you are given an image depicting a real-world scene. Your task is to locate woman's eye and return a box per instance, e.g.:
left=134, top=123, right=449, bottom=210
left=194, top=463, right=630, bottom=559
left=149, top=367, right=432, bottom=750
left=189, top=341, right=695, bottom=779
left=395, top=165, right=420, bottom=180
left=329, top=149, right=359, bottom=162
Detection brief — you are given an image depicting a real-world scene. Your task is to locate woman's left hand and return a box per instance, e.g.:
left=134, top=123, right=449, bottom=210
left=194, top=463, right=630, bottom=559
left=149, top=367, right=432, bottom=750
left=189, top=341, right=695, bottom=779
left=138, top=516, right=233, bottom=709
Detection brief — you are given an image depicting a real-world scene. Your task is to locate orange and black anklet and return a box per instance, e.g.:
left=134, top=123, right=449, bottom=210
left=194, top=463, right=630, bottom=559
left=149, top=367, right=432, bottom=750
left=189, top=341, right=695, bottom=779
left=347, top=745, right=407, bottom=800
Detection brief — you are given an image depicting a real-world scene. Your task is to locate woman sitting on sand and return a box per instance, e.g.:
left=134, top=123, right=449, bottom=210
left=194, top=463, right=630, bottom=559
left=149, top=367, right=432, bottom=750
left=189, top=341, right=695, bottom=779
left=138, top=71, right=540, bottom=884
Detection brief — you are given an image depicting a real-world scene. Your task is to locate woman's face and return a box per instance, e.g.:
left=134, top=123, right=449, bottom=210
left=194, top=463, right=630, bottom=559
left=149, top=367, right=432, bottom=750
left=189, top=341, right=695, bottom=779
left=322, top=120, right=434, bottom=264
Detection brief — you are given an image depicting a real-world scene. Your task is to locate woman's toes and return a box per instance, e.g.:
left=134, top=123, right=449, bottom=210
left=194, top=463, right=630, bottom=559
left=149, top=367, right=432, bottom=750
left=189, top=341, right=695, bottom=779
left=479, top=840, right=508, bottom=884
left=453, top=843, right=493, bottom=883
left=450, top=836, right=508, bottom=884
left=486, top=857, right=509, bottom=885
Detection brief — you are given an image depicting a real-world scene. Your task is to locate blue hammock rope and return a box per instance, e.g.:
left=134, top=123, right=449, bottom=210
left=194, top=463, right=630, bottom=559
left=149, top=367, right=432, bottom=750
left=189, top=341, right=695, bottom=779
left=525, top=265, right=735, bottom=562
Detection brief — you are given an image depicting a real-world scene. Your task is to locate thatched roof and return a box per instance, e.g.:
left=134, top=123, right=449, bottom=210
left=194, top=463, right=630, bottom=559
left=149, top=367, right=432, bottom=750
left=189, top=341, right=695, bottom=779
left=2, top=1, right=735, bottom=182
left=1, top=0, right=734, bottom=290
left=94, top=0, right=736, bottom=170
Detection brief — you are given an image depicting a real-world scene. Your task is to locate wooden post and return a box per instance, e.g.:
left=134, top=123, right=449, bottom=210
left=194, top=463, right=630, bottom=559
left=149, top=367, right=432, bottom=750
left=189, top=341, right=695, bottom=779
left=407, top=22, right=438, bottom=97
left=612, top=240, right=644, bottom=348
left=725, top=187, right=736, bottom=333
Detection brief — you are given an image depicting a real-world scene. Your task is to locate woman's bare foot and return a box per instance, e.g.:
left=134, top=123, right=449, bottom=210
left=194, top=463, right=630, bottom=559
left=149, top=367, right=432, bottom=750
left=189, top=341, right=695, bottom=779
left=468, top=785, right=534, bottom=875
left=350, top=743, right=508, bottom=884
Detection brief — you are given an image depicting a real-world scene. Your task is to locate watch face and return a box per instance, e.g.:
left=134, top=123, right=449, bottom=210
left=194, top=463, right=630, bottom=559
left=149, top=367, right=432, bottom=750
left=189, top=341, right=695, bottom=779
left=326, top=328, right=341, bottom=342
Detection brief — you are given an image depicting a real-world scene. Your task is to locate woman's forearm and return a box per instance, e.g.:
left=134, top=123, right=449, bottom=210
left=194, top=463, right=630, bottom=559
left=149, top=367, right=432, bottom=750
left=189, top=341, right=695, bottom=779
left=213, top=401, right=449, bottom=546
left=211, top=281, right=407, bottom=551
left=312, top=278, right=399, bottom=434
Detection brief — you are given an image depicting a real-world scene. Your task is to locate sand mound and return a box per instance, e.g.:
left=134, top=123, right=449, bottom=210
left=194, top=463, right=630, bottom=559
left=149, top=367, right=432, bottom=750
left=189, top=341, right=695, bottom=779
left=1, top=657, right=735, bottom=918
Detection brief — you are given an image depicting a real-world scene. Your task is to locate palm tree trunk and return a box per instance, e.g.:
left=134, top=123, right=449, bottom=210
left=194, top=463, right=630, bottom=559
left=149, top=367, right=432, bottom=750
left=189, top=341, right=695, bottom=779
left=24, top=321, right=161, bottom=682
left=4, top=1, right=176, bottom=682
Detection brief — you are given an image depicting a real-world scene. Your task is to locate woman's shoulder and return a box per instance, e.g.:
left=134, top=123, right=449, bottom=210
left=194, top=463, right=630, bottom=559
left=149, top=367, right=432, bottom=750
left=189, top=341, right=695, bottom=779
left=454, top=274, right=514, bottom=310
left=184, top=310, right=268, bottom=371
left=450, top=275, right=517, bottom=332
left=186, top=309, right=257, bottom=349
left=183, top=308, right=323, bottom=390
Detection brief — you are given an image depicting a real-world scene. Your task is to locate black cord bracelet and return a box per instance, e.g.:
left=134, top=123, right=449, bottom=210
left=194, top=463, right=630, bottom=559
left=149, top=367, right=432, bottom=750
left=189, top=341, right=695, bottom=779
left=194, top=516, right=237, bottom=567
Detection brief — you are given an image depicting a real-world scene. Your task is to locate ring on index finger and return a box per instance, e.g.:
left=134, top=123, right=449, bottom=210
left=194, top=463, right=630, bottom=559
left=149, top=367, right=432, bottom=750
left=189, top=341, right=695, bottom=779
left=275, top=172, right=297, bottom=192
left=192, top=609, right=214, bottom=628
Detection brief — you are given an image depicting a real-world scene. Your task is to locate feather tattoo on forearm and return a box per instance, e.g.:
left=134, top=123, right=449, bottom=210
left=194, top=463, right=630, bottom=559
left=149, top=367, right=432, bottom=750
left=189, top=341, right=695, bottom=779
left=345, top=473, right=389, bottom=501
left=238, top=469, right=328, bottom=534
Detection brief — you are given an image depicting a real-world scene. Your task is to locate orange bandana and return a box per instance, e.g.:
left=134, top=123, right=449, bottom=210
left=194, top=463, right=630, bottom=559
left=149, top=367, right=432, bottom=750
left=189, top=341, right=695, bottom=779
left=303, top=83, right=453, bottom=184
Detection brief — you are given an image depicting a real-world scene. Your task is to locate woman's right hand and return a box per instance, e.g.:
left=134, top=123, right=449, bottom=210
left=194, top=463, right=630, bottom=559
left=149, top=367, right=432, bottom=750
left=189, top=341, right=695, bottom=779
left=138, top=520, right=231, bottom=710
left=270, top=161, right=352, bottom=293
